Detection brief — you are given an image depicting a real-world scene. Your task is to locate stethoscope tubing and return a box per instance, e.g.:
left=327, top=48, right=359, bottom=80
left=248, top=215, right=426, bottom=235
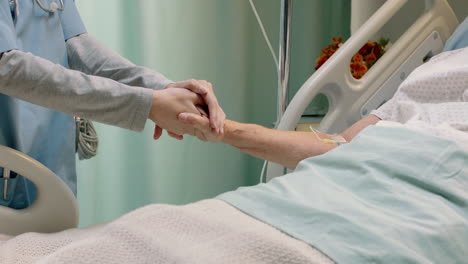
left=12, top=0, right=64, bottom=19
left=35, top=0, right=64, bottom=13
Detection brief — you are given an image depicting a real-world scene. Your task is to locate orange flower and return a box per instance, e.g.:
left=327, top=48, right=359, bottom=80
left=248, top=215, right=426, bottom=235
left=358, top=41, right=374, bottom=55
left=322, top=46, right=335, bottom=56
left=315, top=37, right=389, bottom=79
left=332, top=37, right=343, bottom=46
left=350, top=62, right=368, bottom=79
left=365, top=53, right=377, bottom=68
left=315, top=54, right=330, bottom=70
left=351, top=53, right=364, bottom=63
left=372, top=45, right=381, bottom=57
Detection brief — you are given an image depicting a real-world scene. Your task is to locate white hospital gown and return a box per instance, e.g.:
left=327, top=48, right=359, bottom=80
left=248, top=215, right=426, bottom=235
left=371, top=47, right=468, bottom=148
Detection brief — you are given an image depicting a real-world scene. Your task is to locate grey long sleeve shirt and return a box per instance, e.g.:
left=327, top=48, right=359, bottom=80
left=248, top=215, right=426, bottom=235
left=0, top=50, right=153, bottom=131
left=66, top=34, right=173, bottom=91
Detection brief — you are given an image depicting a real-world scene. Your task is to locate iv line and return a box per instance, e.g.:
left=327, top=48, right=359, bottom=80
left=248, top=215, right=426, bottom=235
left=248, top=0, right=281, bottom=184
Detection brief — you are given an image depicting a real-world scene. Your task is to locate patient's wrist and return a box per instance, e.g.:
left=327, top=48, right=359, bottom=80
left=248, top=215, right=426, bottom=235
left=221, top=120, right=235, bottom=143
left=222, top=120, right=248, bottom=145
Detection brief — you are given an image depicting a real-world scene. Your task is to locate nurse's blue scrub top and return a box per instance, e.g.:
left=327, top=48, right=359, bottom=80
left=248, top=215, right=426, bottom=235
left=0, top=0, right=86, bottom=209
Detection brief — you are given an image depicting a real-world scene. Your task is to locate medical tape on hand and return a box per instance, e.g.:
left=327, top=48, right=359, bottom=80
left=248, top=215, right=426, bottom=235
left=309, top=126, right=347, bottom=145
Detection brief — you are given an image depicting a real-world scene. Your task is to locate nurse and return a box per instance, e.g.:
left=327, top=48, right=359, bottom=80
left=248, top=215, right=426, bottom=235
left=0, top=0, right=225, bottom=209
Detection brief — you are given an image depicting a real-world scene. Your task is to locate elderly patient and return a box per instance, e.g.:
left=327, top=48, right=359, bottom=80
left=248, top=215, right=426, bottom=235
left=2, top=46, right=468, bottom=264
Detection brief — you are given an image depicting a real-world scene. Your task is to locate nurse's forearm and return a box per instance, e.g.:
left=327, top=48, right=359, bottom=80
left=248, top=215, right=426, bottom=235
left=0, top=50, right=152, bottom=131
left=222, top=121, right=337, bottom=169
left=66, top=34, right=172, bottom=90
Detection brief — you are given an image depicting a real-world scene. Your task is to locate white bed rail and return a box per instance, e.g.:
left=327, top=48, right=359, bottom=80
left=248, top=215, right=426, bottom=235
left=0, top=145, right=78, bottom=236
left=266, top=0, right=459, bottom=181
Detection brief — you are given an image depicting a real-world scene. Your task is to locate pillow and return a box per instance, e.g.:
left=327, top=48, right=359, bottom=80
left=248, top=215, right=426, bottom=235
left=443, top=17, right=468, bottom=51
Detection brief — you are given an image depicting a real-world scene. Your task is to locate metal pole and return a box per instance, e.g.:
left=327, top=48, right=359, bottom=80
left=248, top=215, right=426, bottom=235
left=277, top=0, right=293, bottom=122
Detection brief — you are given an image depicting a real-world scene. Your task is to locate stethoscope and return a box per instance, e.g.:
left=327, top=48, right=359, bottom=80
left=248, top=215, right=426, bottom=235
left=35, top=0, right=64, bottom=12
left=13, top=0, right=65, bottom=14
left=11, top=0, right=64, bottom=19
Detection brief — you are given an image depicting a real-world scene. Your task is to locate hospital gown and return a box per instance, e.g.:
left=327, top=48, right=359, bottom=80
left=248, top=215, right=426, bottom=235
left=371, top=46, right=468, bottom=148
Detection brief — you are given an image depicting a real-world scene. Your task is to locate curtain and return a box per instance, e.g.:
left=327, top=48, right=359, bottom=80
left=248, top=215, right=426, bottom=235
left=75, top=0, right=350, bottom=227
left=288, top=0, right=351, bottom=115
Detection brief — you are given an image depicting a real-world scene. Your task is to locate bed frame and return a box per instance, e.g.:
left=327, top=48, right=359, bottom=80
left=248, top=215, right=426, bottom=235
left=266, top=0, right=459, bottom=181
left=0, top=145, right=78, bottom=236
left=0, top=0, right=460, bottom=236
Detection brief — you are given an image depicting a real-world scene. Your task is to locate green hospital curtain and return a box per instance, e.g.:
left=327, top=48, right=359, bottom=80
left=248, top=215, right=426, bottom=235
left=75, top=0, right=350, bottom=227
left=289, top=1, right=351, bottom=115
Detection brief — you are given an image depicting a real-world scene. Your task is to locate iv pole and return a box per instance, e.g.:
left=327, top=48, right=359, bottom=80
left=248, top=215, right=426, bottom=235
left=277, top=0, right=293, bottom=122
left=267, top=0, right=293, bottom=179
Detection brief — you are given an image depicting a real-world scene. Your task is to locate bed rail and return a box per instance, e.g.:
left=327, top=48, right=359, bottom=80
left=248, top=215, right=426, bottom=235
left=266, top=0, right=459, bottom=181
left=0, top=145, right=78, bottom=236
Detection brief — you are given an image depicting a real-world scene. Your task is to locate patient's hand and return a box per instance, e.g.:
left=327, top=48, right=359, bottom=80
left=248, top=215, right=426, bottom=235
left=153, top=79, right=226, bottom=140
left=177, top=111, right=224, bottom=142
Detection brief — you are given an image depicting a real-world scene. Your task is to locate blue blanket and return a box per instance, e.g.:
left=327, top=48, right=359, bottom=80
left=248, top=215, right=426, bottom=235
left=218, top=126, right=468, bottom=263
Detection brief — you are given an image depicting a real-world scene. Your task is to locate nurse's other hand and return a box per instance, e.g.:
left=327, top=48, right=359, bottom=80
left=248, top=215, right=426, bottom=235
left=149, top=88, right=204, bottom=137
left=177, top=112, right=224, bottom=142
left=166, top=80, right=225, bottom=134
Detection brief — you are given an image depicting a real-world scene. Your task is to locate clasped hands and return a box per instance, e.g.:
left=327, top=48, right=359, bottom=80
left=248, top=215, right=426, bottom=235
left=148, top=79, right=225, bottom=142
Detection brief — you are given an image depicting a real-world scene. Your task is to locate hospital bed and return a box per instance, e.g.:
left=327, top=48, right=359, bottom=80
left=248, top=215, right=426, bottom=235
left=0, top=145, right=78, bottom=236
left=267, top=0, right=459, bottom=180
left=0, top=0, right=462, bottom=237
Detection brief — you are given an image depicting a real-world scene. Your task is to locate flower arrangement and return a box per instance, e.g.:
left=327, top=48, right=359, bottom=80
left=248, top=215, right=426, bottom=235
left=315, top=37, right=390, bottom=79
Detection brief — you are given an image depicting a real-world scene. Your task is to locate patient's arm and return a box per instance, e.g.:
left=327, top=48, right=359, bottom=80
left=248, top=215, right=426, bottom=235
left=179, top=113, right=380, bottom=169
left=341, top=115, right=381, bottom=142
left=222, top=120, right=336, bottom=169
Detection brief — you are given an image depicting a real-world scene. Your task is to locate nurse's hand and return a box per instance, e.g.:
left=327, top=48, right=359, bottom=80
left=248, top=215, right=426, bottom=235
left=177, top=111, right=224, bottom=142
left=168, top=80, right=225, bottom=133
left=149, top=88, right=206, bottom=137
left=153, top=79, right=226, bottom=140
